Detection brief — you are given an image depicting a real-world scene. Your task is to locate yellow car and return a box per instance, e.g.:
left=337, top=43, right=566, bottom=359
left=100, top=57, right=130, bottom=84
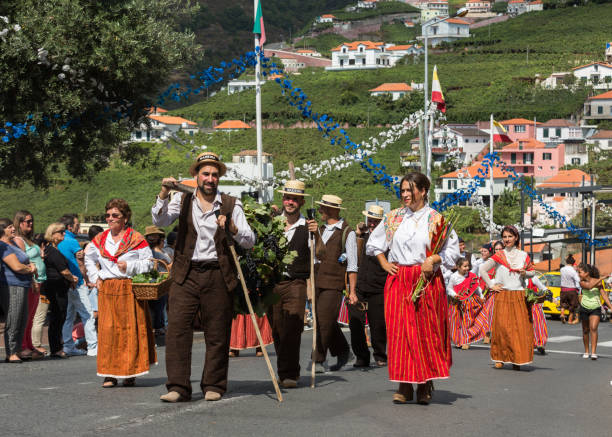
left=540, top=271, right=611, bottom=319
left=541, top=272, right=562, bottom=317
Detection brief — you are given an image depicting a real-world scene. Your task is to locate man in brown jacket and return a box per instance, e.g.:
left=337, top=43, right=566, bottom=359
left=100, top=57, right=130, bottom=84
left=307, top=195, right=358, bottom=373
left=151, top=152, right=255, bottom=403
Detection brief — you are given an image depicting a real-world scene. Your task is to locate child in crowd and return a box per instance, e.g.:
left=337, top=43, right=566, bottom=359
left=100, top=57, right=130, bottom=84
left=577, top=263, right=612, bottom=360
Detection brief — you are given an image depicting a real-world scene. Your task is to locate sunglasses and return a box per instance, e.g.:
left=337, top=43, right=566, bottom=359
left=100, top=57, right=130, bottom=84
left=22, top=219, right=33, bottom=224
left=53, top=230, right=65, bottom=234
left=105, top=213, right=123, bottom=219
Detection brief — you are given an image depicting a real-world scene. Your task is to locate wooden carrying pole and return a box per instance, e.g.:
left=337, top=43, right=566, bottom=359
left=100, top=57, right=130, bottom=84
left=226, top=233, right=283, bottom=402
left=309, top=234, right=317, bottom=388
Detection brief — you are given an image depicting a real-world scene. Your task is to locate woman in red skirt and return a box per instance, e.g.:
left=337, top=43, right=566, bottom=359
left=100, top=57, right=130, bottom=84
left=366, top=172, right=460, bottom=405
left=480, top=241, right=501, bottom=343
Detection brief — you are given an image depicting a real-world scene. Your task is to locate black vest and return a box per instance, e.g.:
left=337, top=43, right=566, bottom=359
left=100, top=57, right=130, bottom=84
left=356, top=233, right=388, bottom=295
left=287, top=224, right=310, bottom=280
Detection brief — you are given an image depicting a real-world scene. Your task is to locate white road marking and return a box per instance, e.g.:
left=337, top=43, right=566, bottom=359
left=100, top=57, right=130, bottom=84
left=597, top=340, right=612, bottom=348
left=39, top=386, right=59, bottom=390
left=78, top=381, right=95, bottom=385
left=546, top=335, right=582, bottom=343
left=470, top=344, right=611, bottom=358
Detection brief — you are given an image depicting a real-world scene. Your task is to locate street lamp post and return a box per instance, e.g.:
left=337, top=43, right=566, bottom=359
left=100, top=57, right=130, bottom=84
left=422, top=8, right=468, bottom=179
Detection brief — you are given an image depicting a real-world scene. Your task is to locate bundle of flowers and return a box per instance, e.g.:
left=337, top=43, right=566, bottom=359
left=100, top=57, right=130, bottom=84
left=234, top=197, right=297, bottom=316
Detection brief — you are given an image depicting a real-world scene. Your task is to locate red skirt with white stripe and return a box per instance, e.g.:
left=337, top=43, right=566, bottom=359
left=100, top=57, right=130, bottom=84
left=230, top=314, right=273, bottom=350
left=448, top=296, right=488, bottom=346
left=531, top=303, right=548, bottom=347
left=384, top=265, right=452, bottom=384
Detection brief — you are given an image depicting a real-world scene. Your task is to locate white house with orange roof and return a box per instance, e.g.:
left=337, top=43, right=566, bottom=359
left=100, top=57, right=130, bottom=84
left=508, top=0, right=542, bottom=16
left=327, top=41, right=388, bottom=70
left=465, top=0, right=491, bottom=13
left=584, top=90, right=612, bottom=121
left=295, top=49, right=321, bottom=57
left=316, top=14, right=337, bottom=24
left=213, top=120, right=252, bottom=131
left=434, top=163, right=510, bottom=205
left=572, top=62, right=612, bottom=89
left=370, top=83, right=413, bottom=100
left=131, top=107, right=199, bottom=142
left=418, top=17, right=470, bottom=47
left=420, top=0, right=449, bottom=22
left=534, top=170, right=593, bottom=225
left=527, top=0, right=543, bottom=12
left=589, top=129, right=612, bottom=151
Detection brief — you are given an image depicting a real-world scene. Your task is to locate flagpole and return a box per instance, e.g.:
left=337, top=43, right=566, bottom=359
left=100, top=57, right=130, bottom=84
left=424, top=33, right=430, bottom=179
left=489, top=113, right=494, bottom=240
left=254, top=0, right=264, bottom=204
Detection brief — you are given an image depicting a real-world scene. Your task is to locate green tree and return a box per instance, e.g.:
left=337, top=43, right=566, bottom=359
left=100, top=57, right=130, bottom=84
left=0, top=0, right=198, bottom=187
left=493, top=189, right=522, bottom=225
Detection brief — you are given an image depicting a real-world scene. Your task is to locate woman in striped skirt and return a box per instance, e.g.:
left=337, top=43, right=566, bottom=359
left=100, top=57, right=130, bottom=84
left=478, top=226, right=536, bottom=370
left=480, top=241, right=502, bottom=344
left=447, top=258, right=487, bottom=349
left=366, top=172, right=460, bottom=405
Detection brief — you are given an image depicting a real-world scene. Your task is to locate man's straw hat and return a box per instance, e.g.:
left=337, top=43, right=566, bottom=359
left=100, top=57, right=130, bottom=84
left=362, top=205, right=384, bottom=220
left=277, top=180, right=310, bottom=197
left=315, top=194, right=345, bottom=210
left=189, top=152, right=227, bottom=177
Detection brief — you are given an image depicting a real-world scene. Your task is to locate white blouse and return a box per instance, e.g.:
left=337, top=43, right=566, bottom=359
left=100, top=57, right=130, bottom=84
left=446, top=271, right=483, bottom=299
left=85, top=234, right=154, bottom=283
left=479, top=246, right=535, bottom=291
left=365, top=205, right=460, bottom=270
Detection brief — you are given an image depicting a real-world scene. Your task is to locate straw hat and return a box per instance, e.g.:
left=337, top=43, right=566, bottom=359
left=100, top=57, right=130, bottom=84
left=315, top=194, right=345, bottom=210
left=144, top=225, right=165, bottom=237
left=189, top=152, right=227, bottom=177
left=277, top=180, right=310, bottom=197
left=362, top=205, right=384, bottom=220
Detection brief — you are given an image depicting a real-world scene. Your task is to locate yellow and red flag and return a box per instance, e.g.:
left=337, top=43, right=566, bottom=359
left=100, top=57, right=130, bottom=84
left=431, top=65, right=446, bottom=113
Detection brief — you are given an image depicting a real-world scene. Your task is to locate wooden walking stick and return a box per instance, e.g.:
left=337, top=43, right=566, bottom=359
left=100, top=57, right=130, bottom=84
left=223, top=222, right=283, bottom=403
left=309, top=232, right=317, bottom=388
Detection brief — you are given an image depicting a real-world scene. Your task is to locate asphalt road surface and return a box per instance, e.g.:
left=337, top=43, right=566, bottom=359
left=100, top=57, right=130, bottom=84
left=1, top=319, right=611, bottom=437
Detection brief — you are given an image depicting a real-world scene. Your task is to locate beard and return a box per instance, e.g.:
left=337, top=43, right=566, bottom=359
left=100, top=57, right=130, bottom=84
left=198, top=182, right=217, bottom=196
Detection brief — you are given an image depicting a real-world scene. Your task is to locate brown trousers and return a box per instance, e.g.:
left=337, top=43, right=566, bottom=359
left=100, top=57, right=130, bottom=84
left=267, top=279, right=307, bottom=380
left=313, top=287, right=349, bottom=363
left=165, top=266, right=233, bottom=398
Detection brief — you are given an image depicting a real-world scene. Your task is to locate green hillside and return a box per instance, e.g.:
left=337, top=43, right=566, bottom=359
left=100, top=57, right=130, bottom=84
left=174, top=3, right=611, bottom=126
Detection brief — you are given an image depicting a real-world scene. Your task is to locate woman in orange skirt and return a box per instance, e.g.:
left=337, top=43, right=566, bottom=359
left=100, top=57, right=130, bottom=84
left=85, top=198, right=157, bottom=387
left=478, top=225, right=535, bottom=370
left=229, top=314, right=273, bottom=357
left=366, top=172, right=460, bottom=405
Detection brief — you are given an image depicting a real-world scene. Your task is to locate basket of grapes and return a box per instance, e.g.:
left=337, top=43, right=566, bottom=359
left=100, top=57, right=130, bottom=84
left=131, top=259, right=172, bottom=301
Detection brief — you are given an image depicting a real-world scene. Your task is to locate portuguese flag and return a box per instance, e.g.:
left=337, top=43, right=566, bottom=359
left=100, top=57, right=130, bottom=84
left=253, top=0, right=266, bottom=46
left=431, top=65, right=446, bottom=113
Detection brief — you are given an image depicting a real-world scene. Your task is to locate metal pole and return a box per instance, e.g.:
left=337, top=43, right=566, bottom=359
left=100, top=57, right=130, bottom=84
left=254, top=0, right=264, bottom=204
left=590, top=174, right=596, bottom=264
left=424, top=31, right=429, bottom=179
left=520, top=189, right=525, bottom=250
left=489, top=114, right=494, bottom=240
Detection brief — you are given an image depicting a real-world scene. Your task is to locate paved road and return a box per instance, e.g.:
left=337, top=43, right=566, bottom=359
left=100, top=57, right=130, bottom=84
left=1, top=319, right=611, bottom=437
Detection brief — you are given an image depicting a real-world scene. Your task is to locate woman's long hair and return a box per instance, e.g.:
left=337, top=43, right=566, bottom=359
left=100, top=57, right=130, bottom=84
left=14, top=210, right=34, bottom=245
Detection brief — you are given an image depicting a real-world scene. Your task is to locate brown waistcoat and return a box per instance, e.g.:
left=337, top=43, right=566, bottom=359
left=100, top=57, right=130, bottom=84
left=315, top=221, right=351, bottom=291
left=171, top=192, right=238, bottom=292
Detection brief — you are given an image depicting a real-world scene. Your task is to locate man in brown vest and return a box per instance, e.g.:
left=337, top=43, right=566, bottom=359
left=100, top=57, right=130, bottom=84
left=307, top=195, right=358, bottom=373
left=151, top=152, right=255, bottom=403
left=268, top=180, right=314, bottom=388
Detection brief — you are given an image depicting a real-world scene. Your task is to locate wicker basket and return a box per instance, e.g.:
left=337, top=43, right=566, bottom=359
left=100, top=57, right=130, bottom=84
left=132, top=259, right=172, bottom=301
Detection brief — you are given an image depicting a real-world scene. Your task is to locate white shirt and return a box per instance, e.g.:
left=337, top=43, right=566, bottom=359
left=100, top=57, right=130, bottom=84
left=366, top=205, right=460, bottom=270
left=479, top=246, right=535, bottom=291
left=151, top=192, right=255, bottom=261
left=531, top=275, right=547, bottom=292
left=84, top=234, right=153, bottom=283
left=471, top=257, right=486, bottom=275
left=446, top=271, right=483, bottom=299
left=560, top=265, right=581, bottom=290
left=317, top=219, right=358, bottom=273
left=284, top=214, right=306, bottom=242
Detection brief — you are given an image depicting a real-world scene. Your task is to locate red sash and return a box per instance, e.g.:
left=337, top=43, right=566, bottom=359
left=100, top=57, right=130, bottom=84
left=454, top=272, right=480, bottom=301
left=479, top=266, right=496, bottom=291
left=92, top=228, right=148, bottom=263
left=490, top=251, right=534, bottom=274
